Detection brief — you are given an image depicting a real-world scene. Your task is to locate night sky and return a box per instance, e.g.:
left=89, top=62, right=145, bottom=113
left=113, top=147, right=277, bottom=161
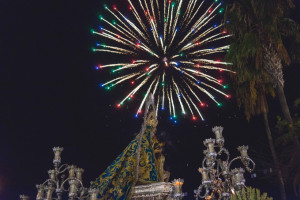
left=1, top=0, right=300, bottom=199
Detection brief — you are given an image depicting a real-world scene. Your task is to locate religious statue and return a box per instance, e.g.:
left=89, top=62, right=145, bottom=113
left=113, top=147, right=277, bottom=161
left=84, top=95, right=169, bottom=200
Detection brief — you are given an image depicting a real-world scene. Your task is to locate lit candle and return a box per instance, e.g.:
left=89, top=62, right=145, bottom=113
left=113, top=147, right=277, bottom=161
left=76, top=168, right=84, bottom=181
left=172, top=178, right=184, bottom=195
left=69, top=165, right=76, bottom=179
left=36, top=184, right=45, bottom=200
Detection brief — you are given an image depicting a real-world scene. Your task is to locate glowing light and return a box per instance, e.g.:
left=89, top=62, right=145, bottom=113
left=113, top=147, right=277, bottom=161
left=92, top=0, right=232, bottom=120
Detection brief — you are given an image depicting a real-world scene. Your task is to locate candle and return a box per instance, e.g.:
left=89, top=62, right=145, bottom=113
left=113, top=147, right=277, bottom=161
left=69, top=180, right=78, bottom=197
left=212, top=126, right=224, bottom=140
left=19, top=195, right=30, bottom=200
left=231, top=168, right=245, bottom=191
left=221, top=161, right=230, bottom=178
left=237, top=146, right=248, bottom=158
left=46, top=186, right=54, bottom=200
left=69, top=165, right=76, bottom=179
left=89, top=189, right=99, bottom=200
left=208, top=142, right=215, bottom=153
left=36, top=185, right=45, bottom=200
left=172, top=179, right=184, bottom=195
left=76, top=168, right=84, bottom=181
left=198, top=168, right=209, bottom=182
left=52, top=147, right=63, bottom=164
left=48, top=170, right=56, bottom=181
left=204, top=139, right=215, bottom=154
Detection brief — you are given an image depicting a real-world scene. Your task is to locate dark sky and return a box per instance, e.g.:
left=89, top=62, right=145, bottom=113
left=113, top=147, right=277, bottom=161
left=0, top=0, right=300, bottom=199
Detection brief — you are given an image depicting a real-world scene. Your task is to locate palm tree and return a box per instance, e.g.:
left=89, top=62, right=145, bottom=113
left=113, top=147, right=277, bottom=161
left=226, top=0, right=300, bottom=142
left=224, top=0, right=299, bottom=199
left=225, top=45, right=287, bottom=199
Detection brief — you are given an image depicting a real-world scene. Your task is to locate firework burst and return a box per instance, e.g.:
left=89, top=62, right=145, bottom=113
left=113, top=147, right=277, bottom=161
left=92, top=0, right=233, bottom=121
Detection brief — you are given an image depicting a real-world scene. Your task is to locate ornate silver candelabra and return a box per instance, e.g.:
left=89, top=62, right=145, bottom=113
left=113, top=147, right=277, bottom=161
left=20, top=147, right=99, bottom=200
left=195, top=127, right=255, bottom=200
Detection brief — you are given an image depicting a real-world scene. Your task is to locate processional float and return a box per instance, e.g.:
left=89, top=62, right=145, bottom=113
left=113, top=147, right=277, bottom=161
left=20, top=97, right=255, bottom=200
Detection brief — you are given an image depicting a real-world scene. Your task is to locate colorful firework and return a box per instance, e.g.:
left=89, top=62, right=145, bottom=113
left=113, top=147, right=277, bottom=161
left=92, top=0, right=233, bottom=121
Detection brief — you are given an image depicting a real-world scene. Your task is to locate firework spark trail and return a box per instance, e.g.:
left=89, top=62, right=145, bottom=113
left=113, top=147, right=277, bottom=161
left=136, top=77, right=158, bottom=115
left=128, top=0, right=148, bottom=33
left=101, top=29, right=136, bottom=46
left=169, top=87, right=176, bottom=117
left=156, top=95, right=160, bottom=116
left=113, top=63, right=145, bottom=72
left=185, top=90, right=205, bottom=120
left=155, top=0, right=160, bottom=20
left=182, top=87, right=204, bottom=120
left=183, top=80, right=203, bottom=104
left=191, top=64, right=233, bottom=72
left=189, top=45, right=230, bottom=55
left=114, top=73, right=141, bottom=86
left=135, top=67, right=158, bottom=80
left=105, top=7, right=139, bottom=40
left=163, top=0, right=167, bottom=41
left=172, top=78, right=185, bottom=114
left=119, top=76, right=152, bottom=106
left=93, top=0, right=233, bottom=121
left=182, top=68, right=222, bottom=84
left=102, top=74, right=137, bottom=87
left=179, top=88, right=194, bottom=116
left=167, top=88, right=172, bottom=116
left=162, top=71, right=166, bottom=110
